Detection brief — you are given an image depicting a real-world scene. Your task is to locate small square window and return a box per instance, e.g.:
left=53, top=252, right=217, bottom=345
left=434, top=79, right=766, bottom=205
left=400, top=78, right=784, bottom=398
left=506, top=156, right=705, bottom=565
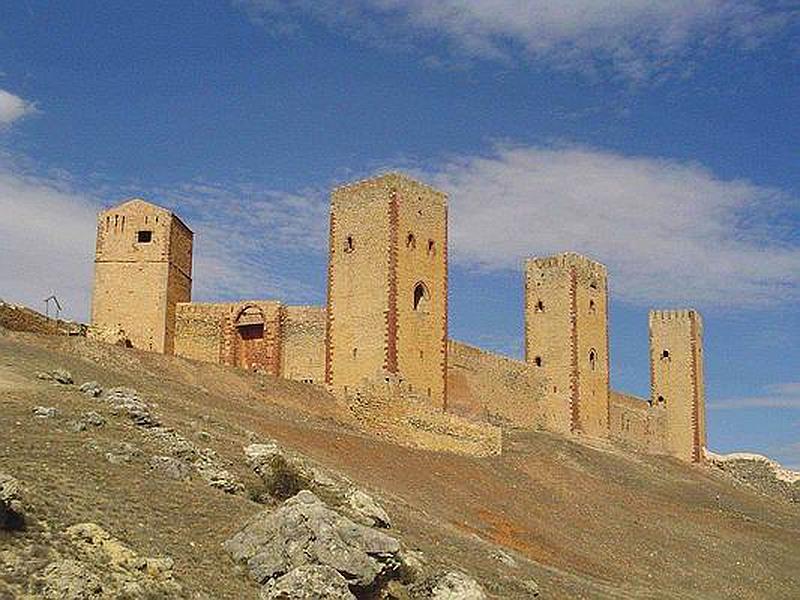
left=137, top=230, right=153, bottom=243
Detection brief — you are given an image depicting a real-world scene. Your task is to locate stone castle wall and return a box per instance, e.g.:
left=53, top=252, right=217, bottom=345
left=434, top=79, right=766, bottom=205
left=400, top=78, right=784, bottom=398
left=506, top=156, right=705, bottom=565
left=281, top=306, right=326, bottom=384
left=608, top=391, right=667, bottom=454
left=174, top=300, right=283, bottom=376
left=91, top=199, right=192, bottom=354
left=447, top=340, right=548, bottom=429
left=525, top=253, right=609, bottom=437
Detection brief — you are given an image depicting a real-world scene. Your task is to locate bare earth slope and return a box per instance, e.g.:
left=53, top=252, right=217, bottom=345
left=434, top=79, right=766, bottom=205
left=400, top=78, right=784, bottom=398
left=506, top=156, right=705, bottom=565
left=1, top=328, right=798, bottom=599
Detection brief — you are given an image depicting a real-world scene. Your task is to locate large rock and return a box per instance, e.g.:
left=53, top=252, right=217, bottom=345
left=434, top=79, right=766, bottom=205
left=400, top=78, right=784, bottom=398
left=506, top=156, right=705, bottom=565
left=79, top=381, right=103, bottom=398
left=0, top=473, right=24, bottom=529
left=39, top=559, right=104, bottom=599
left=430, top=571, right=488, bottom=600
left=224, top=491, right=401, bottom=591
left=245, top=442, right=391, bottom=527
left=260, top=565, right=356, bottom=600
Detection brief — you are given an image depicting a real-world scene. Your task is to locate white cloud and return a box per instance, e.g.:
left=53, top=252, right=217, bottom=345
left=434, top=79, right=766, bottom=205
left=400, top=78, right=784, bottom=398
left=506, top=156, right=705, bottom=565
left=0, top=89, right=36, bottom=126
left=239, top=0, right=796, bottom=79
left=426, top=144, right=800, bottom=307
left=710, top=383, right=800, bottom=410
left=0, top=155, right=98, bottom=321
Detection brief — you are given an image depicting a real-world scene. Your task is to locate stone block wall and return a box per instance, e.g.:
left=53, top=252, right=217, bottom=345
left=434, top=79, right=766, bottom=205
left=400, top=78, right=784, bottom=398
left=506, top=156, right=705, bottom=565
left=281, top=305, right=326, bottom=384
left=608, top=391, right=667, bottom=454
left=447, top=340, right=548, bottom=429
left=174, top=300, right=283, bottom=376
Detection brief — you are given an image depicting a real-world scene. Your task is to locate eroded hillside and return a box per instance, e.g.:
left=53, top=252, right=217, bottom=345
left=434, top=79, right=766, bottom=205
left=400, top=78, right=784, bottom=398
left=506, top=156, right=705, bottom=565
left=1, top=327, right=798, bottom=599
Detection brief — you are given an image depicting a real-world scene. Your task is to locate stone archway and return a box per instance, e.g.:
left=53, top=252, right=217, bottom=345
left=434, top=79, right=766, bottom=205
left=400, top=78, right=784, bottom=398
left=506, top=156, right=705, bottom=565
left=233, top=305, right=267, bottom=370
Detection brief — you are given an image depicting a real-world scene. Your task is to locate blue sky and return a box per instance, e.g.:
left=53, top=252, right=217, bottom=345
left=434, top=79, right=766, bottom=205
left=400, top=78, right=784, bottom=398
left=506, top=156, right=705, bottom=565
left=1, top=1, right=798, bottom=466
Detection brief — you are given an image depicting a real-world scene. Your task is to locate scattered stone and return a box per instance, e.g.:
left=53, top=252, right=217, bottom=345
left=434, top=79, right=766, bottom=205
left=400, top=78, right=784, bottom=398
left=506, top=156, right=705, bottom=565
left=51, top=369, right=74, bottom=385
left=491, top=549, right=517, bottom=568
left=105, top=442, right=140, bottom=465
left=521, top=578, right=541, bottom=596
left=429, top=571, right=488, bottom=600
left=79, top=381, right=103, bottom=397
left=81, top=411, right=106, bottom=428
left=149, top=455, right=193, bottom=481
left=260, top=565, right=356, bottom=600
left=33, top=406, right=58, bottom=418
left=104, top=387, right=159, bottom=428
left=39, top=559, right=103, bottom=599
left=224, top=490, right=401, bottom=591
left=0, top=473, right=24, bottom=529
left=36, top=371, right=54, bottom=381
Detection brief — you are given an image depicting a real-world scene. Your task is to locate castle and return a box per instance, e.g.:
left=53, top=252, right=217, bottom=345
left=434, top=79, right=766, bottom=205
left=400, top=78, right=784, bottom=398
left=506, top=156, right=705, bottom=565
left=90, top=173, right=706, bottom=463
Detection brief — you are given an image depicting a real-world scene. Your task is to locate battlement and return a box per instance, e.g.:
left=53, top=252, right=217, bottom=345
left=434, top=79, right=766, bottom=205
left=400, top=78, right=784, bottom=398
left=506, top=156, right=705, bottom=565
left=332, top=172, right=448, bottom=203
left=526, top=252, right=607, bottom=275
left=649, top=309, right=701, bottom=323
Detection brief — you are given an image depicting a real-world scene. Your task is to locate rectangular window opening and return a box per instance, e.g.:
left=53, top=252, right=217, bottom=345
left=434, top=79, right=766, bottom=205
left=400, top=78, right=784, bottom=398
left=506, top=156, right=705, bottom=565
left=137, top=230, right=153, bottom=243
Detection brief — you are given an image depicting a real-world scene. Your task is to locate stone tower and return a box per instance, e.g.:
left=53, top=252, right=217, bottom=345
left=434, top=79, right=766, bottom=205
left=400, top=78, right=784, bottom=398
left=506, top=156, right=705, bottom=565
left=91, top=199, right=193, bottom=354
left=325, top=173, right=448, bottom=408
left=524, top=253, right=609, bottom=437
left=649, top=309, right=706, bottom=463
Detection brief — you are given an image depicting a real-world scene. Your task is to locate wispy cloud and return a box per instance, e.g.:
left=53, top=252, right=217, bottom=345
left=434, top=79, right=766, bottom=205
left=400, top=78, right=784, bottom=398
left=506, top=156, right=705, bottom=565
left=709, top=383, right=800, bottom=410
left=0, top=89, right=37, bottom=126
left=0, top=153, right=98, bottom=321
left=427, top=144, right=800, bottom=308
left=238, top=0, right=797, bottom=80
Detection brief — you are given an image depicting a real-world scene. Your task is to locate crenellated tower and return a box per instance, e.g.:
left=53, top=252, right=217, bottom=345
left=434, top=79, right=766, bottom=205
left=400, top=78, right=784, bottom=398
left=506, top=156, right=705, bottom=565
left=649, top=309, right=706, bottom=463
left=91, top=198, right=193, bottom=354
left=325, top=173, right=448, bottom=407
left=524, top=252, right=609, bottom=437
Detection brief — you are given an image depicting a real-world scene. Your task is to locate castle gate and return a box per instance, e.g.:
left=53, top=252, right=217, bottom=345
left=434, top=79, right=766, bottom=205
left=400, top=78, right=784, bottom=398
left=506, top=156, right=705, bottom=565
left=233, top=306, right=269, bottom=370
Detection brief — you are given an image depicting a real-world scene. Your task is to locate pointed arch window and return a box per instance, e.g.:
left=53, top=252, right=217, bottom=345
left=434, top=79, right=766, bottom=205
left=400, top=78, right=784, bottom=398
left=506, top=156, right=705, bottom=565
left=413, top=281, right=430, bottom=312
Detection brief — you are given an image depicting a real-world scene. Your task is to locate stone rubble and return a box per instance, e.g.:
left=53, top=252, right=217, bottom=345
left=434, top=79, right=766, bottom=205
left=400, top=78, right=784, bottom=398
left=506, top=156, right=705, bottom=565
left=79, top=381, right=104, bottom=398
left=33, top=406, right=58, bottom=418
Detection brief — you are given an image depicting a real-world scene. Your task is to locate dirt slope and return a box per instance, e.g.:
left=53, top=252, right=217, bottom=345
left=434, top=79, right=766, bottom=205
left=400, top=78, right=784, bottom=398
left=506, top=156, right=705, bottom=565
left=1, top=328, right=798, bottom=599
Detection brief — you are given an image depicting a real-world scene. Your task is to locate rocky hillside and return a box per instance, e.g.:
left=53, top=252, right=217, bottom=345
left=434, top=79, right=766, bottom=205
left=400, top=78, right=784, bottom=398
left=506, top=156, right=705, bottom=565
left=1, top=324, right=799, bottom=598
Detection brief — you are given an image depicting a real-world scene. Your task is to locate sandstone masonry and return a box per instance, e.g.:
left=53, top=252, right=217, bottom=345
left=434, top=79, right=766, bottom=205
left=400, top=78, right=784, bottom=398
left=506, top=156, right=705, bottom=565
left=90, top=174, right=708, bottom=463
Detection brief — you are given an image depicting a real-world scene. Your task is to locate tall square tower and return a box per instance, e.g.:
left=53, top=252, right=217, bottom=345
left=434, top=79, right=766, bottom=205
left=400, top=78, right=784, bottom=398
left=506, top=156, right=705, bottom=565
left=524, top=253, right=609, bottom=436
left=649, top=309, right=706, bottom=463
left=91, top=198, right=193, bottom=354
left=325, top=173, right=448, bottom=408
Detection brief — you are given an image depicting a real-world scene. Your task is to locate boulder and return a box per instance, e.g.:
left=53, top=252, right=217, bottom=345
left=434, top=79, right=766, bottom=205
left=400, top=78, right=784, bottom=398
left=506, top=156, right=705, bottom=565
left=39, top=559, right=104, bottom=599
left=33, top=406, right=58, bottom=418
left=105, top=442, right=140, bottom=465
left=245, top=442, right=391, bottom=527
left=79, top=381, right=103, bottom=398
left=224, top=491, right=401, bottom=591
left=0, top=473, right=24, bottom=529
left=430, top=571, right=488, bottom=600
left=346, top=488, right=391, bottom=529
left=260, top=565, right=356, bottom=600
left=52, top=369, right=74, bottom=384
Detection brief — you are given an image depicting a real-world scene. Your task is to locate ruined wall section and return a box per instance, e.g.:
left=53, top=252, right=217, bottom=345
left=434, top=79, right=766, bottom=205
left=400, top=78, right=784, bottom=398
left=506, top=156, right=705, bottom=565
left=326, top=179, right=392, bottom=395
left=608, top=391, right=667, bottom=454
left=525, top=253, right=609, bottom=436
left=447, top=340, right=547, bottom=429
left=281, top=305, right=326, bottom=384
left=91, top=199, right=192, bottom=354
left=394, top=178, right=448, bottom=408
left=650, top=309, right=706, bottom=463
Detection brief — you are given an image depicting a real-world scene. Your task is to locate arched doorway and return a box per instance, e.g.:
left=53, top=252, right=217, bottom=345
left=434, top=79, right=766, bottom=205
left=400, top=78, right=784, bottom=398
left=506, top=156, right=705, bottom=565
left=233, top=305, right=266, bottom=370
